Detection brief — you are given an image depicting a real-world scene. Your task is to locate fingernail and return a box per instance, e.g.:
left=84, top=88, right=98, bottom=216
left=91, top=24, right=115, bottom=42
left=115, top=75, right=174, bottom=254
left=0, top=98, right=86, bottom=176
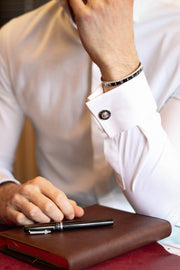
left=69, top=213, right=74, bottom=220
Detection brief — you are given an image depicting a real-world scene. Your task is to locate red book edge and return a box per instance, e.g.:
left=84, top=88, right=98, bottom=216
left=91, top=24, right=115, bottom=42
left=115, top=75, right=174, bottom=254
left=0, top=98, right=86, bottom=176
left=0, top=236, right=68, bottom=269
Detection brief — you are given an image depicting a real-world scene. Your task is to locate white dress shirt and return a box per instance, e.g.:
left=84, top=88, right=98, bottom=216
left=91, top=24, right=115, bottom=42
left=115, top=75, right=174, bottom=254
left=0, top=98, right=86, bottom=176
left=0, top=0, right=180, bottom=226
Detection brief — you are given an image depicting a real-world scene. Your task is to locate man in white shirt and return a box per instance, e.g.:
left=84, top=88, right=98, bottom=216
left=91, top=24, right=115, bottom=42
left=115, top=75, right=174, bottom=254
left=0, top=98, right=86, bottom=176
left=0, top=0, right=180, bottom=227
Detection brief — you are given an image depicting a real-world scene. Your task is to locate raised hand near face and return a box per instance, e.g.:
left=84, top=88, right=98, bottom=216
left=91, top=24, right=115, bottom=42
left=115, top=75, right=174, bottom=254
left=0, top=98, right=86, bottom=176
left=68, top=0, right=139, bottom=82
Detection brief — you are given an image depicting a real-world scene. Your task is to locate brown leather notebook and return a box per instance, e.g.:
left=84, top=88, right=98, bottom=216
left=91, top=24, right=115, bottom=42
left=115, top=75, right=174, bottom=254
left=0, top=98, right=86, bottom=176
left=0, top=204, right=172, bottom=270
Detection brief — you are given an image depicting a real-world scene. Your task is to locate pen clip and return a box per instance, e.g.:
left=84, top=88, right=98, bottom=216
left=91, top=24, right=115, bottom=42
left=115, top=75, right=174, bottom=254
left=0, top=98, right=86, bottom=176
left=28, top=229, right=52, bottom=235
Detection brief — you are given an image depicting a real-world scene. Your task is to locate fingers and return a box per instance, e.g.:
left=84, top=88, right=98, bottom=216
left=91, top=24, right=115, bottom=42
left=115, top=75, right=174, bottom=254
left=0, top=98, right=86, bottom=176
left=6, top=177, right=84, bottom=225
left=4, top=207, right=34, bottom=226
left=0, top=178, right=84, bottom=226
left=68, top=0, right=86, bottom=14
left=69, top=200, right=84, bottom=217
left=31, top=177, right=75, bottom=220
left=10, top=192, right=51, bottom=223
left=39, top=188, right=84, bottom=220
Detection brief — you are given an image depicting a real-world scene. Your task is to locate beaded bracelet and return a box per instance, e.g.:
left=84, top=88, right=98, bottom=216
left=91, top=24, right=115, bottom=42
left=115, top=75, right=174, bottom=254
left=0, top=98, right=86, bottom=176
left=101, top=63, right=143, bottom=87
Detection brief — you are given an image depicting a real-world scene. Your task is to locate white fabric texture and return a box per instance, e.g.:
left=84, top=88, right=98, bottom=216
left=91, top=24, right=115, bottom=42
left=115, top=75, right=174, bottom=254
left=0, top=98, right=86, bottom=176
left=0, top=0, right=180, bottom=225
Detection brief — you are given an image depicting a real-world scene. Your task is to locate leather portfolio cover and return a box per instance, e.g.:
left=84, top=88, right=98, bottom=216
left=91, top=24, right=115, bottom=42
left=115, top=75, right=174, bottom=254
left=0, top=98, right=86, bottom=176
left=0, top=204, right=172, bottom=270
left=1, top=242, right=180, bottom=270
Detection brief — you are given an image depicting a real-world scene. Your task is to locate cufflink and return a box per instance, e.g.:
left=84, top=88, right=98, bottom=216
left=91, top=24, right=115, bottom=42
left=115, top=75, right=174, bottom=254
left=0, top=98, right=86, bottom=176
left=98, top=110, right=111, bottom=120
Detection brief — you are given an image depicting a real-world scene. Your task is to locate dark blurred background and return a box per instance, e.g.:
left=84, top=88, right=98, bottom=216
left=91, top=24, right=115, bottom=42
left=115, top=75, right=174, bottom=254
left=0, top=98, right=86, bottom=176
left=0, top=0, right=50, bottom=27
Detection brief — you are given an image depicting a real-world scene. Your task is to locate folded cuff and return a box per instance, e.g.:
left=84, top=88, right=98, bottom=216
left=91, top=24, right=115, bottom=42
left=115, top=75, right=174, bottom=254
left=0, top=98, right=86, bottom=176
left=86, top=72, right=157, bottom=138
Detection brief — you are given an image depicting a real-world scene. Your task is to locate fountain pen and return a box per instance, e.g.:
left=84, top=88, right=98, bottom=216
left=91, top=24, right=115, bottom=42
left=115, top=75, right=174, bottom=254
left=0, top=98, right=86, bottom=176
left=24, top=219, right=114, bottom=235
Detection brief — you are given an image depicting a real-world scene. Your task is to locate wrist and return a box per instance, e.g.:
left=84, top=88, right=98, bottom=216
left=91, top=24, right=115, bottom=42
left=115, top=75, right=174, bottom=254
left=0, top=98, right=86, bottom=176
left=100, top=57, right=140, bottom=82
left=102, top=62, right=143, bottom=90
left=99, top=44, right=139, bottom=81
left=101, top=58, right=140, bottom=92
left=0, top=182, right=19, bottom=196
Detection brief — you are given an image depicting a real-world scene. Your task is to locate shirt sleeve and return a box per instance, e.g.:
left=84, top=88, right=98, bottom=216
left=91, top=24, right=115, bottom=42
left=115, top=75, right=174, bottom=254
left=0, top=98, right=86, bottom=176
left=86, top=71, right=180, bottom=226
left=0, top=26, right=24, bottom=185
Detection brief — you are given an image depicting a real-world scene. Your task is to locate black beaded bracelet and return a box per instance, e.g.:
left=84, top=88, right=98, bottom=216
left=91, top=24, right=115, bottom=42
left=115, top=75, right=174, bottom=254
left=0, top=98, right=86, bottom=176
left=101, top=63, right=143, bottom=87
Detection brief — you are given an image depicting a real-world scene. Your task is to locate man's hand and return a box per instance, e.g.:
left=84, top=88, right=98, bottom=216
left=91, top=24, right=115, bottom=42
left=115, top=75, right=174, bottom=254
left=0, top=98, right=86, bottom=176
left=68, top=0, right=139, bottom=81
left=0, top=177, right=84, bottom=225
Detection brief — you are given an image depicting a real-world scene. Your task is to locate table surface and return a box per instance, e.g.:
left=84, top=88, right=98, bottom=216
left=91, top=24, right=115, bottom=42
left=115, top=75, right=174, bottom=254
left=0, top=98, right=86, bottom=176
left=0, top=225, right=180, bottom=270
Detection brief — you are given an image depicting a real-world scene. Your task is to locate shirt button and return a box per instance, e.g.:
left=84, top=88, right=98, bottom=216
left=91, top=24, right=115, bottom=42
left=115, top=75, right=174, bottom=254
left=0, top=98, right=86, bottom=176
left=98, top=110, right=111, bottom=120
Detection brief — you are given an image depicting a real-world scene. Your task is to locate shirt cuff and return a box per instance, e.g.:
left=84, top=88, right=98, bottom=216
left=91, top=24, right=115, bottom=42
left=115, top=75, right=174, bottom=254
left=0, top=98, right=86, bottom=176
left=86, top=71, right=157, bottom=138
left=0, top=179, right=20, bottom=185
